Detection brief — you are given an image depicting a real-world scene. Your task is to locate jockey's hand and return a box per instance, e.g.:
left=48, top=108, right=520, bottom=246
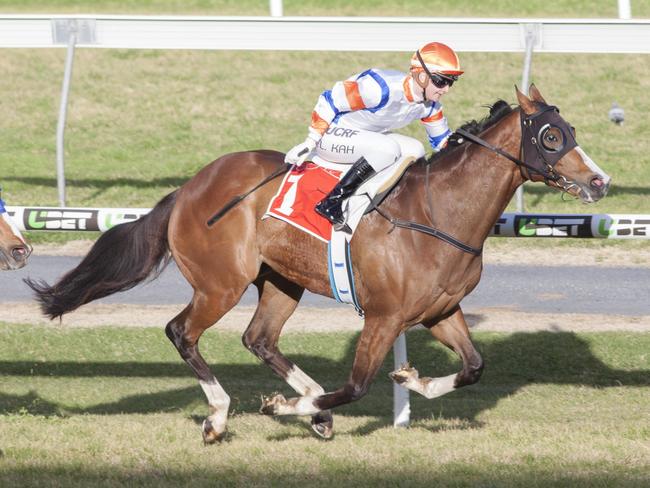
left=285, top=138, right=317, bottom=168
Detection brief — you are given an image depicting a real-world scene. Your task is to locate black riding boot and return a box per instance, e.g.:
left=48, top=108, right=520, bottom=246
left=315, top=157, right=376, bottom=232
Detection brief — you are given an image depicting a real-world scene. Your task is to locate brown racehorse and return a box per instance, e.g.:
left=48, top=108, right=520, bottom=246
left=27, top=86, right=610, bottom=443
left=0, top=193, right=30, bottom=270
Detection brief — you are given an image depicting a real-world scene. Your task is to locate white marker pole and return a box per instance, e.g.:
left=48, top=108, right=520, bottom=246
left=618, top=0, right=631, bottom=19
left=270, top=0, right=283, bottom=17
left=393, top=333, right=410, bottom=427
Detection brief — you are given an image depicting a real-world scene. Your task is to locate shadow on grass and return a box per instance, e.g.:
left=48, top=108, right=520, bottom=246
left=1, top=328, right=648, bottom=436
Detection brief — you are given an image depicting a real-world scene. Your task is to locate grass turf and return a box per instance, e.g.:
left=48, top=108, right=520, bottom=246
left=0, top=324, right=648, bottom=487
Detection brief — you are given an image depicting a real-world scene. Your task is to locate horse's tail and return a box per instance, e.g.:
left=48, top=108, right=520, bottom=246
left=25, top=191, right=178, bottom=320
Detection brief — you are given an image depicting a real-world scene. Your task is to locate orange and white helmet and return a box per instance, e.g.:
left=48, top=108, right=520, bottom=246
left=410, top=42, right=464, bottom=76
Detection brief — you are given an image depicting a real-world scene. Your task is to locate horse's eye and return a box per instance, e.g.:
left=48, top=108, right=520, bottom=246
left=539, top=125, right=565, bottom=152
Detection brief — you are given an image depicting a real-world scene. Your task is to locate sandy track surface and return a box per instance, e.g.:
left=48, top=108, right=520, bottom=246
left=4, top=303, right=649, bottom=333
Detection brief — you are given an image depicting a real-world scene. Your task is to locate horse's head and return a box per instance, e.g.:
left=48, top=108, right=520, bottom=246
left=0, top=197, right=31, bottom=270
left=516, top=85, right=611, bottom=203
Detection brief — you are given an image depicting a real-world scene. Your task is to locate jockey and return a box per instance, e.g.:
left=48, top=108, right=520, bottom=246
left=284, top=41, right=463, bottom=231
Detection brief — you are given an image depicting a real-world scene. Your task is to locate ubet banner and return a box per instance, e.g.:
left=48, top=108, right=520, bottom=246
left=5, top=207, right=650, bottom=239
left=491, top=214, right=650, bottom=239
left=6, top=207, right=150, bottom=232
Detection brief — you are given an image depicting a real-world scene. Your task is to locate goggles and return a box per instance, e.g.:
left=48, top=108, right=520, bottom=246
left=430, top=72, right=458, bottom=88
left=416, top=50, right=459, bottom=89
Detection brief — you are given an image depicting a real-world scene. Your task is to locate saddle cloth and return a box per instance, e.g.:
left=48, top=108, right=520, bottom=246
left=265, top=154, right=415, bottom=242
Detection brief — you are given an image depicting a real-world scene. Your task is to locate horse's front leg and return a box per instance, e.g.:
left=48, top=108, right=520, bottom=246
left=389, top=305, right=484, bottom=399
left=260, top=314, right=401, bottom=419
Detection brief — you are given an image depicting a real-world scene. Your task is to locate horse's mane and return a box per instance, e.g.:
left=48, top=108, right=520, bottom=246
left=425, top=99, right=514, bottom=164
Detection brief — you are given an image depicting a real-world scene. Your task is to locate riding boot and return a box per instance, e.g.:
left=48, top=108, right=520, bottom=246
left=315, top=157, right=376, bottom=233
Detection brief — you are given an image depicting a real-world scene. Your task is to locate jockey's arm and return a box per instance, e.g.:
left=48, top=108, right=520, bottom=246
left=421, top=104, right=452, bottom=153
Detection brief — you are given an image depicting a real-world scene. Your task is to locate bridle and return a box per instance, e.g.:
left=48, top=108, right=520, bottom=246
left=456, top=103, right=580, bottom=194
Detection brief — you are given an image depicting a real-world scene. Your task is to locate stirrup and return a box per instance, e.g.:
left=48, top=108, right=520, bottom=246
left=315, top=201, right=344, bottom=224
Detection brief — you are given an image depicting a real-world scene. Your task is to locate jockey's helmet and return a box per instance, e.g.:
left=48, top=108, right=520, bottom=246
left=410, top=42, right=464, bottom=77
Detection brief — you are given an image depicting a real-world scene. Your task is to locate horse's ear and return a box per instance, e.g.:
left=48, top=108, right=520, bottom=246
left=528, top=84, right=547, bottom=104
left=515, top=85, right=536, bottom=115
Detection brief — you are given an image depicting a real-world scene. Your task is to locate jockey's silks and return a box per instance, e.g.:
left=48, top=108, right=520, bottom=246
left=308, top=69, right=452, bottom=152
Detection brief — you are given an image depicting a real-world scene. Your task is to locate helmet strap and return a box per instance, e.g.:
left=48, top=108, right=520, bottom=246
left=411, top=69, right=429, bottom=102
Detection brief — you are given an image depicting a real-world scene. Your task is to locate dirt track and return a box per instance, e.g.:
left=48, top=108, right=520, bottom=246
left=4, top=303, right=649, bottom=333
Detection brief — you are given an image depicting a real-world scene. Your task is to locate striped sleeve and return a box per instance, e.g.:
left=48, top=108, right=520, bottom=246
left=422, top=103, right=452, bottom=152
left=308, top=70, right=386, bottom=140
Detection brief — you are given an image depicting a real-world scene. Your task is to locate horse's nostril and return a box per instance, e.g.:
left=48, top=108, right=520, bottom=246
left=590, top=177, right=605, bottom=189
left=11, top=246, right=27, bottom=260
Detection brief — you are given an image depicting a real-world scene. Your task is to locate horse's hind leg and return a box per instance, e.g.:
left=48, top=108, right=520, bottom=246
left=242, top=269, right=334, bottom=438
left=390, top=305, right=484, bottom=399
left=165, top=291, right=240, bottom=444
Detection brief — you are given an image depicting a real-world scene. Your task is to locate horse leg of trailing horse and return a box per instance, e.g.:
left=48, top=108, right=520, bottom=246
left=260, top=314, right=401, bottom=416
left=390, top=306, right=484, bottom=399
left=165, top=291, right=238, bottom=444
left=242, top=272, right=334, bottom=438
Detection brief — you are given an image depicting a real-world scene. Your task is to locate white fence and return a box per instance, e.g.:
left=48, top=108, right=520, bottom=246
left=1, top=15, right=650, bottom=52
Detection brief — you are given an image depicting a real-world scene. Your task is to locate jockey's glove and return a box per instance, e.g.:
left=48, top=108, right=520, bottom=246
left=285, top=137, right=317, bottom=168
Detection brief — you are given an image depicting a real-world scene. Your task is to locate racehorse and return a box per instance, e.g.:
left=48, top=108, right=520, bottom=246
left=0, top=192, right=31, bottom=270
left=27, top=86, right=610, bottom=443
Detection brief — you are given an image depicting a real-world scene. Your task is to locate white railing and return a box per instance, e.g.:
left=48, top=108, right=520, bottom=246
left=1, top=15, right=649, bottom=52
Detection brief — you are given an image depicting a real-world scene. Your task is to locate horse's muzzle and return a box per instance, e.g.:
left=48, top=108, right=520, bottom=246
left=0, top=243, right=31, bottom=270
left=590, top=175, right=610, bottom=200
left=577, top=174, right=610, bottom=203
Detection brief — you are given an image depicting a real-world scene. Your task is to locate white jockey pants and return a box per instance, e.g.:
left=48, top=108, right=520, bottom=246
left=314, top=126, right=425, bottom=172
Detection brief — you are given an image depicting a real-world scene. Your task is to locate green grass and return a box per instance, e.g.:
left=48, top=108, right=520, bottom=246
left=0, top=324, right=648, bottom=487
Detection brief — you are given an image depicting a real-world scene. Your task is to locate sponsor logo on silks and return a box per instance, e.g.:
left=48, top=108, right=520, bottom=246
left=25, top=209, right=99, bottom=231
left=597, top=216, right=650, bottom=237
left=515, top=215, right=593, bottom=238
left=325, top=127, right=360, bottom=138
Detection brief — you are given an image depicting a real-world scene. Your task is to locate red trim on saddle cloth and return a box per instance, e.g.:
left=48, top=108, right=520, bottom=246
left=267, top=162, right=342, bottom=242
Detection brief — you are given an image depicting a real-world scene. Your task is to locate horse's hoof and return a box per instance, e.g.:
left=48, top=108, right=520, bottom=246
left=202, top=418, right=226, bottom=445
left=259, top=393, right=286, bottom=415
left=311, top=411, right=334, bottom=439
left=389, top=363, right=417, bottom=385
